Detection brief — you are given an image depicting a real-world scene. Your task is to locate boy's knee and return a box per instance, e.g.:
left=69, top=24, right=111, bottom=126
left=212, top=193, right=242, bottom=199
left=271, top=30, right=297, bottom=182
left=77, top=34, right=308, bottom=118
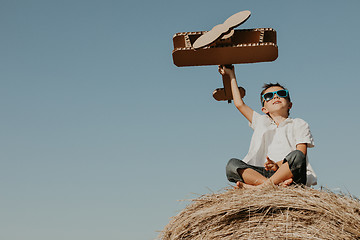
left=226, top=158, right=240, bottom=169
left=287, top=149, right=305, bottom=159
left=286, top=150, right=306, bottom=166
left=226, top=158, right=244, bottom=183
left=284, top=150, right=307, bottom=185
left=226, top=158, right=239, bottom=177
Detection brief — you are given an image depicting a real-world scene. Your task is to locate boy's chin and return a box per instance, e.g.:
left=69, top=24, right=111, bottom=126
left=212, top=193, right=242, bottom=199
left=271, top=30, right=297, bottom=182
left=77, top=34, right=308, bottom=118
left=269, top=108, right=289, bottom=116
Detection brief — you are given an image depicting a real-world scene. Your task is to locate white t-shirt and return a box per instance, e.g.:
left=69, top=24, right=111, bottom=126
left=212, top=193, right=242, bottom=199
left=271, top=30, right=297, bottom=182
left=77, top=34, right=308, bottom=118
left=243, top=111, right=317, bottom=186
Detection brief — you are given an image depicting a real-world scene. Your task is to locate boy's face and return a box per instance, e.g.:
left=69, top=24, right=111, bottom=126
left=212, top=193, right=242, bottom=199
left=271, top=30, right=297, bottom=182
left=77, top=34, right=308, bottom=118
left=261, top=86, right=292, bottom=116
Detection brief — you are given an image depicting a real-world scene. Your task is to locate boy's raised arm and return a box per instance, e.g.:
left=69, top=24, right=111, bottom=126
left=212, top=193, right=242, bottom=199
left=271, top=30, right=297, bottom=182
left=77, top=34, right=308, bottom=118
left=218, top=65, right=254, bottom=123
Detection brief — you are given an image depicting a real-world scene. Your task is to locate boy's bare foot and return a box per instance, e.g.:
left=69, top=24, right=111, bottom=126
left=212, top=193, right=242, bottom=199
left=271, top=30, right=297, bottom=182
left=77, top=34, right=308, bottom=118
left=234, top=181, right=242, bottom=189
left=281, top=178, right=293, bottom=187
left=235, top=181, right=256, bottom=189
left=235, top=178, right=293, bottom=190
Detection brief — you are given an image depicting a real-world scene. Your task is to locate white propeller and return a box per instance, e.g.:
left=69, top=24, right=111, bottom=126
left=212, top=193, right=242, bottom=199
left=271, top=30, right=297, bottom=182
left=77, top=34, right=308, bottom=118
left=193, top=10, right=251, bottom=49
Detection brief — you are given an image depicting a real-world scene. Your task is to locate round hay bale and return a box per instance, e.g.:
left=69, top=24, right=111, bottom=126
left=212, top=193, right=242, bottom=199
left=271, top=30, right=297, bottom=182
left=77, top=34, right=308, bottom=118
left=159, top=185, right=360, bottom=239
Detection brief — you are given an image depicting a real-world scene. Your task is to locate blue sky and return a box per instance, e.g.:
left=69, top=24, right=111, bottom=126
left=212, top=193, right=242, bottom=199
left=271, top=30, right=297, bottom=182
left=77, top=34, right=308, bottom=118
left=1, top=1, right=360, bottom=239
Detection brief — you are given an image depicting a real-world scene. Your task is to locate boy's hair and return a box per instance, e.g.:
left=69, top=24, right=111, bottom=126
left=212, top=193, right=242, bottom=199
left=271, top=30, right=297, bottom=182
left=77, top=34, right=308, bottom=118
left=260, top=83, right=291, bottom=115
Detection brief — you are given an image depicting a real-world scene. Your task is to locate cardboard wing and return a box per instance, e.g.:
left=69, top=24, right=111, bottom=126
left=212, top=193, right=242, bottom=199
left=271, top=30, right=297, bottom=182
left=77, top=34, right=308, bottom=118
left=172, top=28, right=278, bottom=67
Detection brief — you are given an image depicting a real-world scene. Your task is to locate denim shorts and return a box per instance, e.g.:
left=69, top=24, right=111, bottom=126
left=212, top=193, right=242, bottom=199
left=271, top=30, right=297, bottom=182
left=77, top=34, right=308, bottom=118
left=226, top=150, right=307, bottom=185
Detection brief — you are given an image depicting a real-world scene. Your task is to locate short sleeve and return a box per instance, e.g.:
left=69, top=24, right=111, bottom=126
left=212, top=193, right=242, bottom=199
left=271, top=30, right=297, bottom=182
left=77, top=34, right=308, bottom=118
left=249, top=111, right=262, bottom=130
left=294, top=119, right=315, bottom=148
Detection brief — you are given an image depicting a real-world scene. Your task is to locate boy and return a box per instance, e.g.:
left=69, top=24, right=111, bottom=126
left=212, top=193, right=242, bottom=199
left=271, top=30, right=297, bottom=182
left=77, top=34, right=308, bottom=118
left=219, top=65, right=317, bottom=188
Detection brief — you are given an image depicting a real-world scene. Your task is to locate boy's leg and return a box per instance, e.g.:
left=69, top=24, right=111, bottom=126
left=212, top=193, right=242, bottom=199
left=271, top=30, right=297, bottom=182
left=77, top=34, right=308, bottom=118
left=268, top=161, right=293, bottom=185
left=238, top=168, right=268, bottom=185
left=284, top=150, right=307, bottom=185
left=268, top=150, right=307, bottom=185
left=226, top=152, right=306, bottom=188
left=226, top=158, right=268, bottom=186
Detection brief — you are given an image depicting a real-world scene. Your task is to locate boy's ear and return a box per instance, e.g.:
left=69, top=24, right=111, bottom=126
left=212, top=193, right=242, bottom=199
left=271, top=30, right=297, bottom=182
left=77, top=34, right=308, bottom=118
left=262, top=106, right=269, bottom=114
left=288, top=102, right=293, bottom=109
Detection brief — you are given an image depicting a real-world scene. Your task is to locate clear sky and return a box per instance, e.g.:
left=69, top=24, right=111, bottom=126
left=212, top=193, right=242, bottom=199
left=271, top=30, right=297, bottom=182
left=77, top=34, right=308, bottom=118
left=1, top=1, right=360, bottom=239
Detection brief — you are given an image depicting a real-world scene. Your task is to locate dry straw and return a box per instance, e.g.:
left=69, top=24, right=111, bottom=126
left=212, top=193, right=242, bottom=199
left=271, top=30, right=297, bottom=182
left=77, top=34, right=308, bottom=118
left=159, top=185, right=360, bottom=239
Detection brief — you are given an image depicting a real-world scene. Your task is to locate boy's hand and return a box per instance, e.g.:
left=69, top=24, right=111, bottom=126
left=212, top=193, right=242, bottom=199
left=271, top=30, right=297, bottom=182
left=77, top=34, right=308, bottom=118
left=265, top=156, right=279, bottom=171
left=218, top=65, right=235, bottom=78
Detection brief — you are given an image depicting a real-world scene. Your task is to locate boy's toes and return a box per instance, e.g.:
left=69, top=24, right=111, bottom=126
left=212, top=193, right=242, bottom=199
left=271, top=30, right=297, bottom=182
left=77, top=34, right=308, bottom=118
left=282, top=178, right=293, bottom=187
left=235, top=181, right=244, bottom=189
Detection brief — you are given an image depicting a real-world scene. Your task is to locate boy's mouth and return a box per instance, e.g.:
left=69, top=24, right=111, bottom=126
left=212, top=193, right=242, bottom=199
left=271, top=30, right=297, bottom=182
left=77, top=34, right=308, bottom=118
left=273, top=100, right=282, bottom=104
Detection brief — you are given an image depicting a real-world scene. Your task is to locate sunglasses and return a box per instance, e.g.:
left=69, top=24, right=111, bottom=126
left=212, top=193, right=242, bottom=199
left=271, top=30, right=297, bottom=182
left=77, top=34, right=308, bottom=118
left=262, top=89, right=289, bottom=102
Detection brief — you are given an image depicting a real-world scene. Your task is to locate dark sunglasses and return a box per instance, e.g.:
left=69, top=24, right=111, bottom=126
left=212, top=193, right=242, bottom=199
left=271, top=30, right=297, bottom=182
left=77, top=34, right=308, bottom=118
left=262, top=89, right=289, bottom=102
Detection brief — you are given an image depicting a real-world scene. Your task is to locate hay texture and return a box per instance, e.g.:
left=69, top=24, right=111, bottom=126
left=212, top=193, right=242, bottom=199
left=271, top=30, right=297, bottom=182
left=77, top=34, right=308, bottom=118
left=160, top=185, right=360, bottom=239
